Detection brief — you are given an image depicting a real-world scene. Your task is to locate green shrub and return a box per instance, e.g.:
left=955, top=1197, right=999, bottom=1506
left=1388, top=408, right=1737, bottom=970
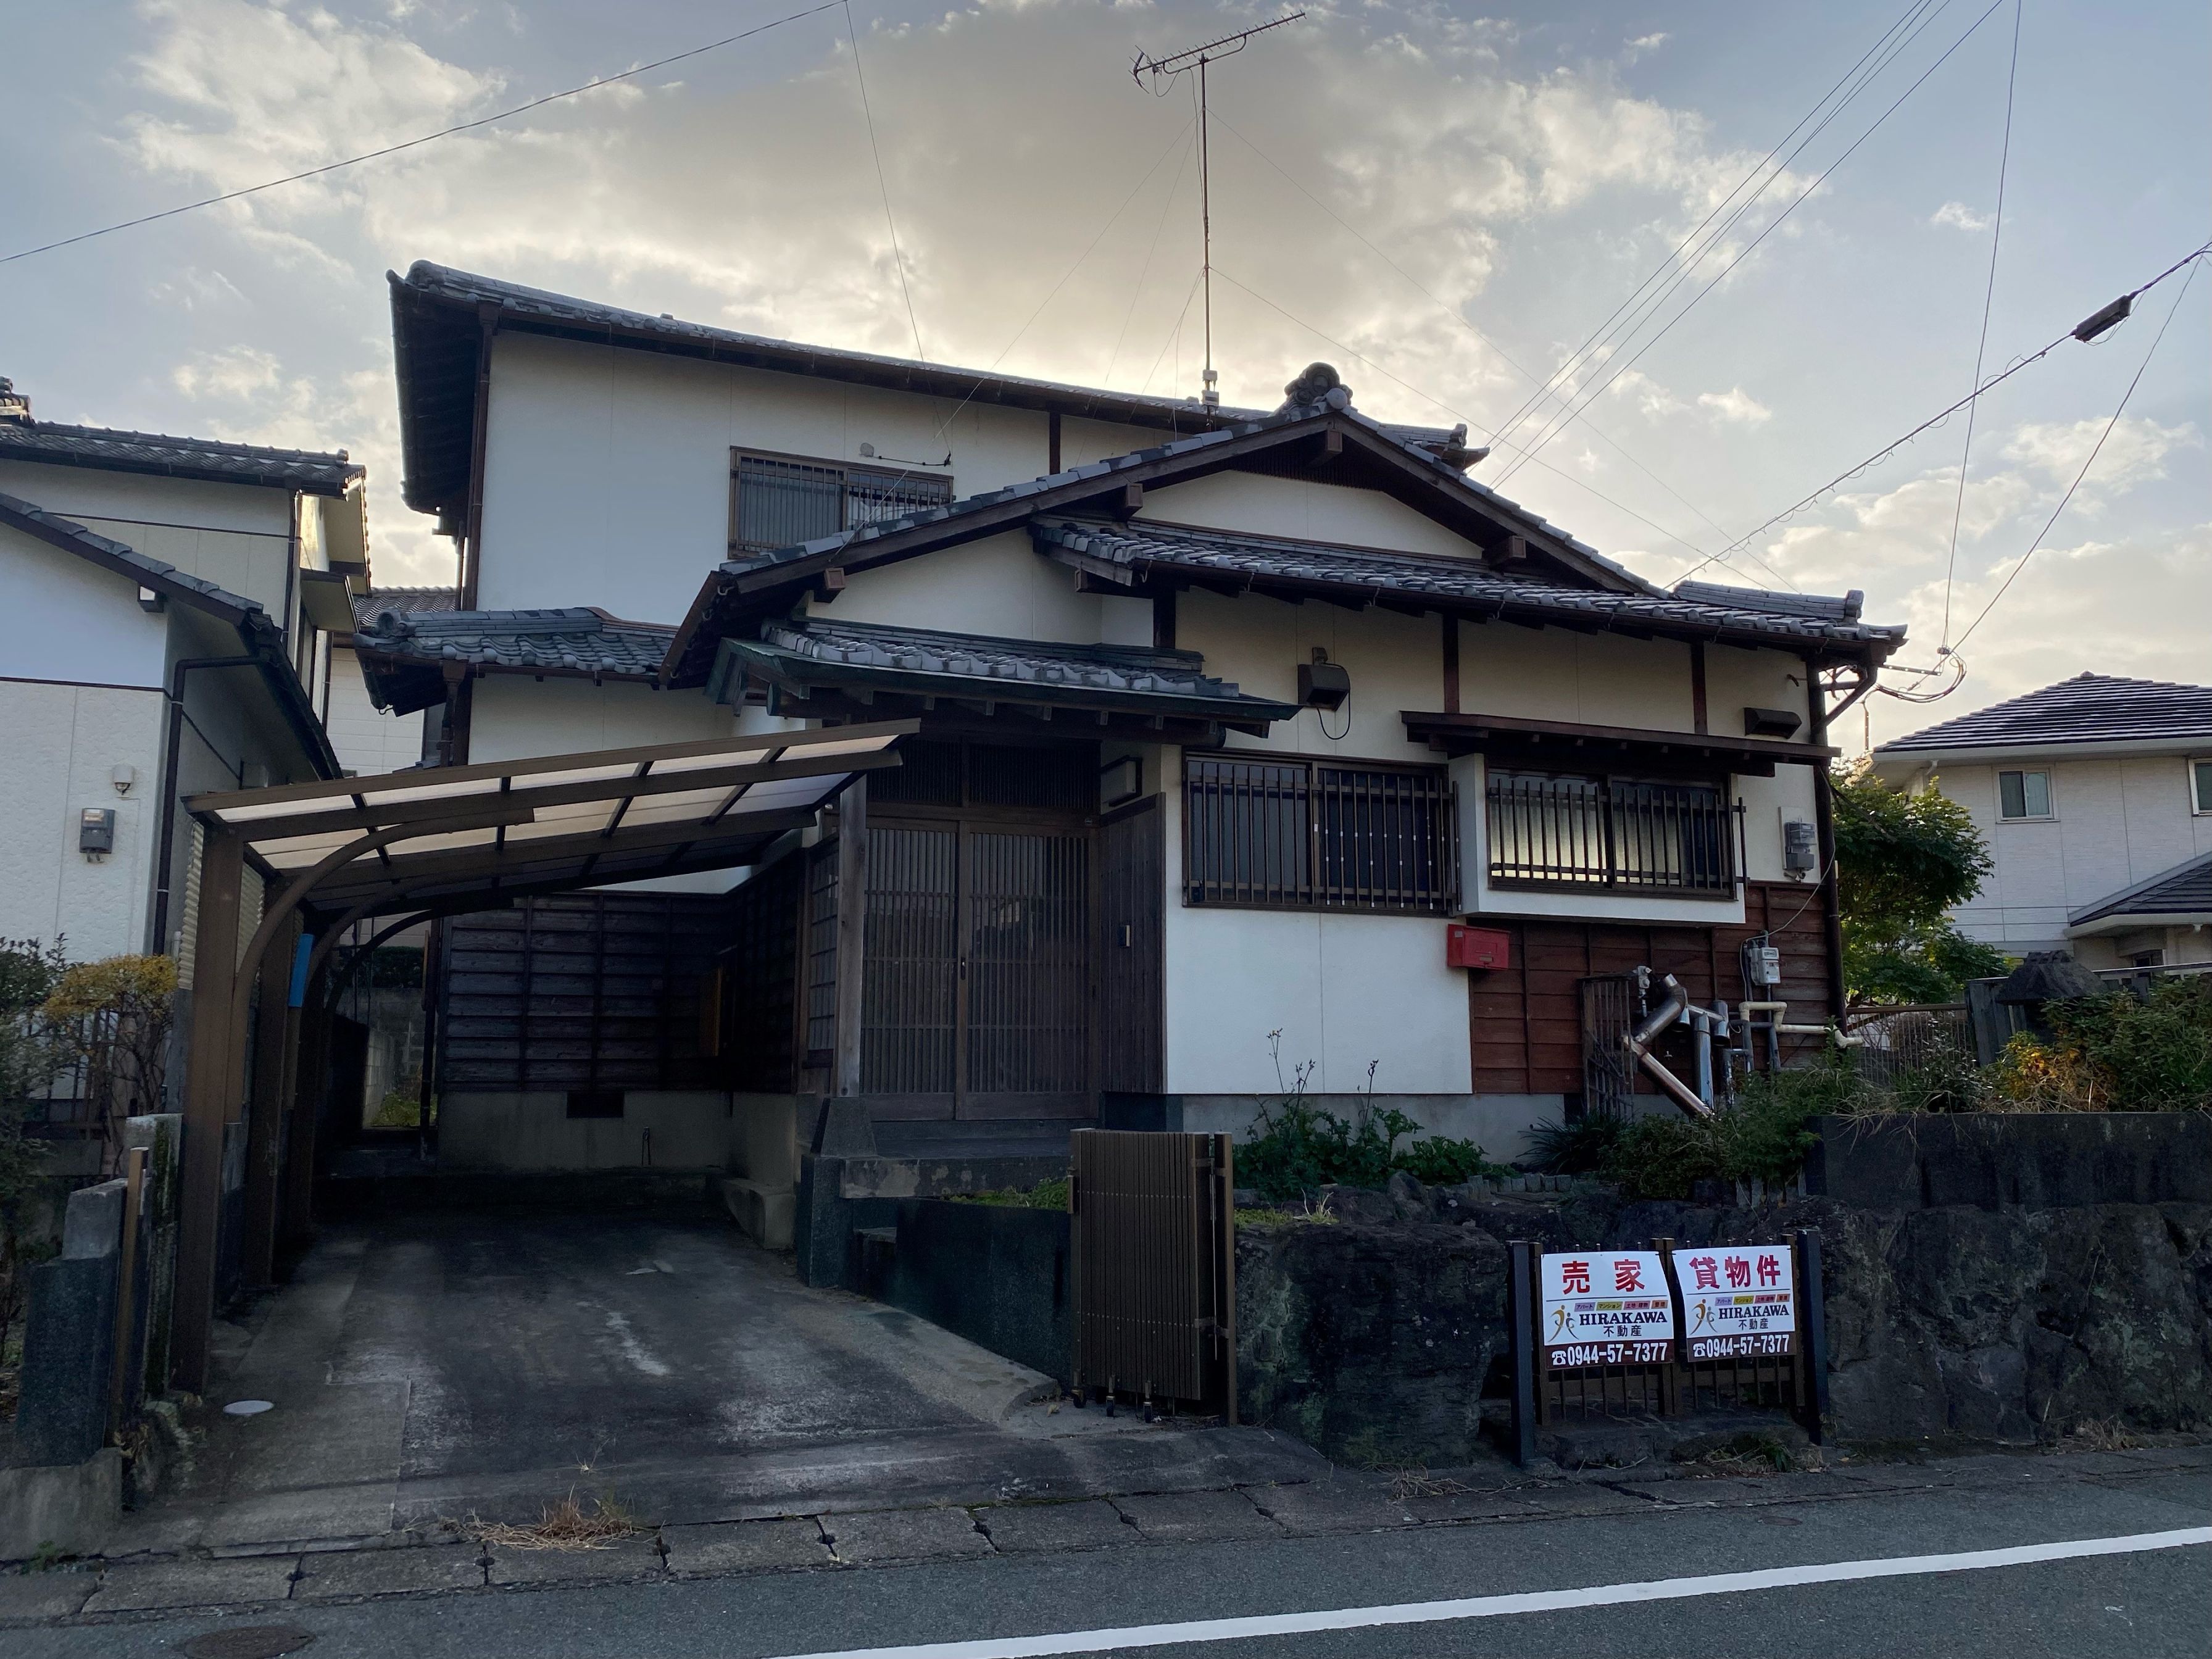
left=2045, top=978, right=2212, bottom=1110
left=1521, top=1115, right=1624, bottom=1176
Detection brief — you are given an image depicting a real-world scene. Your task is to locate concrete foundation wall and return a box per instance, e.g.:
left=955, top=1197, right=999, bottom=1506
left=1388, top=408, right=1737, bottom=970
left=1140, top=1093, right=1560, bottom=1165
left=438, top=1090, right=733, bottom=1171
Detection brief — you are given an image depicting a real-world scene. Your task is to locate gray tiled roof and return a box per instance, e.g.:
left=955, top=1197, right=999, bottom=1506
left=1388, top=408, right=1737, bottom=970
left=394, top=261, right=1467, bottom=455
left=2071, top=849, right=2212, bottom=926
left=713, top=404, right=1663, bottom=598
left=1032, top=518, right=1904, bottom=652
left=1674, top=580, right=1863, bottom=622
left=767, top=618, right=1268, bottom=699
left=349, top=586, right=457, bottom=630
left=1879, top=673, right=2212, bottom=752
left=353, top=605, right=673, bottom=678
left=0, top=489, right=260, bottom=622
left=0, top=417, right=362, bottom=496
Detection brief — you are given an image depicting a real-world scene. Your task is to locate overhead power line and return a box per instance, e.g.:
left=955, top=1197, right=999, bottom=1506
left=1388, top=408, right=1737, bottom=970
left=843, top=0, right=923, bottom=361
left=1674, top=242, right=2211, bottom=586
left=1486, top=0, right=1944, bottom=454
left=0, top=1, right=847, bottom=267
left=1949, top=257, right=2202, bottom=654
left=1938, top=0, right=2023, bottom=651
left=1494, top=0, right=2010, bottom=487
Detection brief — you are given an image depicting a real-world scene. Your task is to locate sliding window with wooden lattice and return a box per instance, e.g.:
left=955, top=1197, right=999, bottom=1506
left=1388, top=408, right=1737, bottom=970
left=1182, top=754, right=1457, bottom=915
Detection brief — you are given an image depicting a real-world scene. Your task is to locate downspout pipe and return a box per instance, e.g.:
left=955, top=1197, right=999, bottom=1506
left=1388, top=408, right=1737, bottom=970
left=150, top=655, right=259, bottom=955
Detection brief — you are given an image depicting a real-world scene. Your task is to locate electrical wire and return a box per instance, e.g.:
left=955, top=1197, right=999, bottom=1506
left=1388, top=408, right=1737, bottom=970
left=1206, top=111, right=1773, bottom=577
left=1938, top=0, right=2022, bottom=651
left=1675, top=242, right=2211, bottom=585
left=0, top=1, right=847, bottom=267
left=1208, top=265, right=1785, bottom=590
left=844, top=1, right=923, bottom=361
left=1104, top=126, right=1199, bottom=385
left=1948, top=257, right=2202, bottom=654
left=1494, top=0, right=2008, bottom=486
left=1141, top=270, right=1206, bottom=396
left=1487, top=0, right=1942, bottom=453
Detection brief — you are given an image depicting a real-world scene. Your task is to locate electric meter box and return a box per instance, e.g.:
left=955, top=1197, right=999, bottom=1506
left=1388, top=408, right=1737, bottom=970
left=1747, top=945, right=1782, bottom=986
left=78, top=807, right=116, bottom=857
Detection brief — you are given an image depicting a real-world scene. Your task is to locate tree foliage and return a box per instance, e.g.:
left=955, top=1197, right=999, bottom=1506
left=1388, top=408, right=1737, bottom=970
left=1830, top=762, right=2006, bottom=1004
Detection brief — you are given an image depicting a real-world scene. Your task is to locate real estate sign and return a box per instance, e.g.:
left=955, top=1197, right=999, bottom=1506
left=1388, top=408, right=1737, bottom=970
left=1671, top=1245, right=1797, bottom=1360
left=1538, top=1250, right=1674, bottom=1368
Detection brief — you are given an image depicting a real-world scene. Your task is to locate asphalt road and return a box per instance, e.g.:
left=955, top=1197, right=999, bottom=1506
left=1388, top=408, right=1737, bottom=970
left=24, top=1455, right=2211, bottom=1658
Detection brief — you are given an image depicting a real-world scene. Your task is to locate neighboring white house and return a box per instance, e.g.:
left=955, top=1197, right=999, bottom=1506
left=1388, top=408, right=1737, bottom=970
left=1872, top=673, right=2212, bottom=969
left=0, top=376, right=361, bottom=967
left=344, top=262, right=1902, bottom=1189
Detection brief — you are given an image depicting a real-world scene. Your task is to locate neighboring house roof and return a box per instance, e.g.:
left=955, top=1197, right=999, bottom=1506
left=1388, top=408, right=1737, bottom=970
left=2069, top=849, right=2212, bottom=930
left=348, top=585, right=458, bottom=630
left=0, top=412, right=362, bottom=497
left=389, top=262, right=1473, bottom=522
left=707, top=617, right=1297, bottom=732
left=1877, top=672, right=2212, bottom=754
left=352, top=605, right=676, bottom=714
left=0, top=490, right=339, bottom=777
left=1034, top=518, right=1903, bottom=655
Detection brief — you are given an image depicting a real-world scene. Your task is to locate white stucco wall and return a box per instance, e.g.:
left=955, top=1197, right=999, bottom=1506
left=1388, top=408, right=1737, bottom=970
left=1455, top=618, right=1698, bottom=731
left=1933, top=755, right=2212, bottom=952
left=0, top=679, right=166, bottom=958
left=466, top=673, right=735, bottom=764
left=323, top=646, right=425, bottom=777
left=0, top=459, right=297, bottom=625
left=476, top=334, right=1169, bottom=623
left=825, top=530, right=1104, bottom=642
left=1138, top=473, right=1480, bottom=560
left=1157, top=755, right=1472, bottom=1096
left=2, top=518, right=170, bottom=689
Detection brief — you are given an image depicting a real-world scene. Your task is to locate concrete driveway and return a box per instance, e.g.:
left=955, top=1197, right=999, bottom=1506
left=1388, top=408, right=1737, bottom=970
left=116, top=1209, right=1318, bottom=1555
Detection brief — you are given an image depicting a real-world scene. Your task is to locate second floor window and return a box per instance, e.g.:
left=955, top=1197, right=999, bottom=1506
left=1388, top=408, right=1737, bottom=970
left=1997, top=768, right=2053, bottom=821
left=1485, top=770, right=1738, bottom=896
left=729, top=450, right=954, bottom=555
left=2191, top=759, right=2211, bottom=815
left=1184, top=755, right=1457, bottom=914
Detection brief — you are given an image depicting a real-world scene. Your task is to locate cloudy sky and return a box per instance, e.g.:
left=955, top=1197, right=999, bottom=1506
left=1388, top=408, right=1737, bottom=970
left=4, top=0, right=2205, bottom=746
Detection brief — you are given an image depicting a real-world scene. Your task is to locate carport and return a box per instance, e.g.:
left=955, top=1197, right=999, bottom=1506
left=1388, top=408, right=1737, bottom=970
left=170, top=718, right=915, bottom=1392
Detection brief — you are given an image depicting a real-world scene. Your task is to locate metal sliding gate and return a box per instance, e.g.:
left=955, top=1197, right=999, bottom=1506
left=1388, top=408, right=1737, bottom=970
left=1069, top=1130, right=1237, bottom=1419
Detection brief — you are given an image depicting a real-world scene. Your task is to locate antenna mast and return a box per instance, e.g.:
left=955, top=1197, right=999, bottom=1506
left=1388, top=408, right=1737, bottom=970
left=1133, top=10, right=1305, bottom=410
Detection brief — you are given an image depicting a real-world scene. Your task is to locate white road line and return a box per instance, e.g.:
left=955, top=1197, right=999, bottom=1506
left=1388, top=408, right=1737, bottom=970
left=764, top=1526, right=2212, bottom=1659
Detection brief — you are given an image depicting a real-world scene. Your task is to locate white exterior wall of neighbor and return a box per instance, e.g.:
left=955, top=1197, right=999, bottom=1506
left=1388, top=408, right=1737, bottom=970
left=0, top=521, right=172, bottom=957
left=323, top=645, right=425, bottom=777
left=0, top=459, right=297, bottom=625
left=1137, top=473, right=1481, bottom=560
left=1919, top=752, right=2212, bottom=957
left=474, top=335, right=1174, bottom=625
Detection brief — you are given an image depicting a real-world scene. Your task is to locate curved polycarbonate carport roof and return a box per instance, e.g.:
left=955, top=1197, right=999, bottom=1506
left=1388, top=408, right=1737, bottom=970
left=187, top=719, right=915, bottom=923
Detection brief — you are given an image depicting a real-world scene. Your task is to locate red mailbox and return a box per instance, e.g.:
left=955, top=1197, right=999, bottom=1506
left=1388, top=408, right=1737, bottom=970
left=1447, top=924, right=1511, bottom=971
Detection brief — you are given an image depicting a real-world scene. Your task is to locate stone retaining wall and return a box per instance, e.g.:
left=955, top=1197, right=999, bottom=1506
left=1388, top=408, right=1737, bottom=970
left=1235, top=1175, right=2212, bottom=1463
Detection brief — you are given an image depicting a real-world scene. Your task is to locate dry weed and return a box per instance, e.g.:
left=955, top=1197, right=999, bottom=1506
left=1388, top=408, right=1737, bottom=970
left=464, top=1489, right=645, bottom=1552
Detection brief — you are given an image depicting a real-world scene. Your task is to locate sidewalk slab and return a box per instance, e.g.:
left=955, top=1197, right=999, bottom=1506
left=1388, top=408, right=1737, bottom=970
left=0, top=1571, right=101, bottom=1623
left=83, top=1554, right=299, bottom=1613
left=486, top=1536, right=665, bottom=1587
left=663, top=1519, right=830, bottom=1576
left=973, top=1500, right=1134, bottom=1554
left=825, top=1508, right=990, bottom=1565
left=1113, top=1489, right=1281, bottom=1544
left=293, top=1544, right=486, bottom=1600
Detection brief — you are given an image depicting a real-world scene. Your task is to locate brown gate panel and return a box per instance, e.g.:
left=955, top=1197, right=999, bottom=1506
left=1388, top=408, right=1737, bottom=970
left=1070, top=1129, right=1235, bottom=1416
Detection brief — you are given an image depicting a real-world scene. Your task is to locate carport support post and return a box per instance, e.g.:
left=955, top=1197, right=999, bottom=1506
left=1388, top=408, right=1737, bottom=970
left=173, top=826, right=246, bottom=1394
left=286, top=1000, right=331, bottom=1246
left=239, top=910, right=300, bottom=1286
left=833, top=777, right=868, bottom=1097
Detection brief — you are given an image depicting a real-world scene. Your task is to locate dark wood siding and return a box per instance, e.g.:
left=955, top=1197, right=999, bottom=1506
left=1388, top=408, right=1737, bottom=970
left=1100, top=797, right=1165, bottom=1094
left=438, top=892, right=728, bottom=1094
left=1466, top=882, right=1836, bottom=1097
left=726, top=852, right=805, bottom=1092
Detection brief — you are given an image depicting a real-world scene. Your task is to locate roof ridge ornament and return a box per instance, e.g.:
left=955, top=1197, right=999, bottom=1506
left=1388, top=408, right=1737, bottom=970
left=1280, top=362, right=1351, bottom=413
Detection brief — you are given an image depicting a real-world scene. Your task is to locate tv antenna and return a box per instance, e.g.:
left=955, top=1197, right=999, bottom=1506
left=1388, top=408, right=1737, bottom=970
left=1133, top=10, right=1305, bottom=410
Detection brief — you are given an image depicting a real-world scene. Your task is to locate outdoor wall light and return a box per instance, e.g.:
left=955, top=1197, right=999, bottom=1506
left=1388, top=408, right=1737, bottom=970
left=1298, top=647, right=1350, bottom=712
left=112, top=764, right=136, bottom=796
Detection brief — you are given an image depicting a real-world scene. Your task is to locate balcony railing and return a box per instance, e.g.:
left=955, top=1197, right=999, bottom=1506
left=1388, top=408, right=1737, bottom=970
left=1486, top=774, right=1740, bottom=896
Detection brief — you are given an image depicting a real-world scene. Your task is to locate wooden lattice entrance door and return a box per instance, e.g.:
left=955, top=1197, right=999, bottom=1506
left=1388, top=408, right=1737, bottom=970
left=863, top=818, right=1092, bottom=1120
